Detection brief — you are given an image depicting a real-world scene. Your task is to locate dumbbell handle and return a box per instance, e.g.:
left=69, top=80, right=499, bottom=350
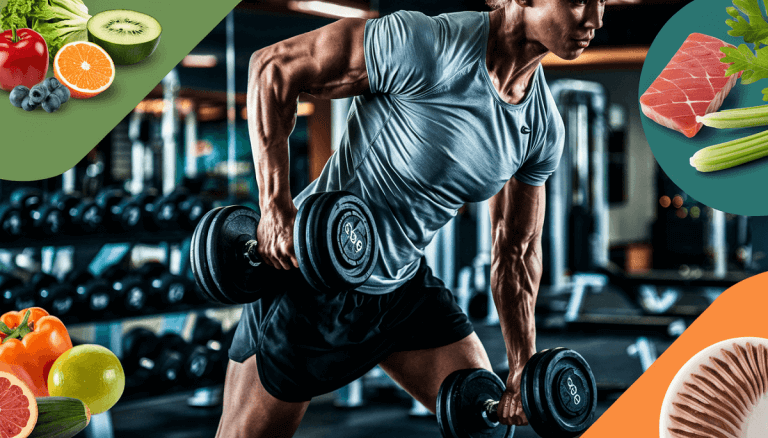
left=482, top=399, right=500, bottom=425
left=243, top=239, right=262, bottom=267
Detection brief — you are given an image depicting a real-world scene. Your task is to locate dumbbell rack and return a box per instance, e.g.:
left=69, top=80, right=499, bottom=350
left=0, top=225, right=241, bottom=438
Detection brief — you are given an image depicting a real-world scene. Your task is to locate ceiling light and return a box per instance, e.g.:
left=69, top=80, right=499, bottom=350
left=287, top=0, right=377, bottom=19
left=182, top=54, right=218, bottom=68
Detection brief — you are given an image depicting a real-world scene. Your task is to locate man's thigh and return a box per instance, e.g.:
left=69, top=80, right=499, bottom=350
left=216, top=356, right=310, bottom=438
left=378, top=332, right=492, bottom=413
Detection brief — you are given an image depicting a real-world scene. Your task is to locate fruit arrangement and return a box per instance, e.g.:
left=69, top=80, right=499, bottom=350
left=0, top=307, right=125, bottom=438
left=0, top=3, right=162, bottom=109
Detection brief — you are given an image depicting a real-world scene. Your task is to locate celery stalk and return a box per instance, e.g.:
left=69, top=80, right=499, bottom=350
left=696, top=104, right=768, bottom=128
left=690, top=128, right=768, bottom=172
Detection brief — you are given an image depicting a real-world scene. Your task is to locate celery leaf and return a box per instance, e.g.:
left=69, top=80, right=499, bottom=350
left=726, top=0, right=768, bottom=45
left=721, top=44, right=768, bottom=84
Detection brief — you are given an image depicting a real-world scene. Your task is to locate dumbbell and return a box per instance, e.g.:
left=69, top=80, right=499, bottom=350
left=30, top=272, right=75, bottom=318
left=95, top=188, right=144, bottom=232
left=64, top=269, right=112, bottom=315
left=0, top=204, right=23, bottom=240
left=159, top=332, right=217, bottom=384
left=122, top=327, right=184, bottom=390
left=190, top=191, right=379, bottom=305
left=178, top=192, right=206, bottom=231
left=50, top=191, right=104, bottom=234
left=136, top=262, right=187, bottom=308
left=191, top=315, right=227, bottom=378
left=102, top=265, right=148, bottom=315
left=11, top=188, right=67, bottom=237
left=437, top=348, right=597, bottom=438
left=0, top=274, right=36, bottom=310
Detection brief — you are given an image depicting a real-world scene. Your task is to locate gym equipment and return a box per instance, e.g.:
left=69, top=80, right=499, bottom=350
left=137, top=262, right=187, bottom=308
left=65, top=270, right=112, bottom=315
left=11, top=188, right=64, bottom=237
left=190, top=191, right=379, bottom=304
left=96, top=188, right=143, bottom=232
left=122, top=327, right=183, bottom=389
left=191, top=316, right=227, bottom=378
left=0, top=274, right=35, bottom=310
left=437, top=348, right=597, bottom=438
left=177, top=192, right=206, bottom=231
left=50, top=191, right=104, bottom=234
left=0, top=204, right=23, bottom=240
left=159, top=333, right=216, bottom=384
left=102, top=265, right=147, bottom=315
left=31, top=272, right=75, bottom=317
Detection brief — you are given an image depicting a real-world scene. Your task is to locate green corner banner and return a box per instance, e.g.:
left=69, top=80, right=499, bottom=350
left=0, top=0, right=241, bottom=181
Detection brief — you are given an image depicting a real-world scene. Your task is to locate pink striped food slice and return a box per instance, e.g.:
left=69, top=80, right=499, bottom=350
left=640, top=33, right=740, bottom=138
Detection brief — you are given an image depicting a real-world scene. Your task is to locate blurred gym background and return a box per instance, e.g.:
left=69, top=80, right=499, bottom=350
left=5, top=0, right=764, bottom=436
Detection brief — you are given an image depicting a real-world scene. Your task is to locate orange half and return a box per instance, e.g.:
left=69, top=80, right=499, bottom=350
left=54, top=41, right=115, bottom=99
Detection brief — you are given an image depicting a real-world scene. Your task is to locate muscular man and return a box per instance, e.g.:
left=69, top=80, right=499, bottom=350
left=219, top=0, right=603, bottom=435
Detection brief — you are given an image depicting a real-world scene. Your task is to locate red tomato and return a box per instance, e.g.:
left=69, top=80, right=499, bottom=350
left=0, top=28, right=49, bottom=92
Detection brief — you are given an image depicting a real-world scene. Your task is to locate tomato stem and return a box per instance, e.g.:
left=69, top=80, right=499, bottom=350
left=11, top=25, right=18, bottom=43
left=0, top=310, right=33, bottom=343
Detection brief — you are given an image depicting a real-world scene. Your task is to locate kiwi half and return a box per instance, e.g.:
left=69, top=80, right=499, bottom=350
left=87, top=10, right=162, bottom=65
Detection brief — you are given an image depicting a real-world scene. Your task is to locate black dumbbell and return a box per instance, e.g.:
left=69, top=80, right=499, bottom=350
left=178, top=193, right=206, bottom=231
left=0, top=274, right=35, bottom=310
left=96, top=188, right=144, bottom=232
left=10, top=188, right=43, bottom=234
left=136, top=262, right=187, bottom=308
left=30, top=272, right=75, bottom=318
left=190, top=191, right=379, bottom=304
left=0, top=204, right=23, bottom=240
left=191, top=315, right=227, bottom=377
left=50, top=191, right=104, bottom=234
left=10, top=189, right=66, bottom=237
left=159, top=332, right=217, bottom=384
left=64, top=269, right=112, bottom=316
left=122, top=327, right=184, bottom=389
left=102, top=265, right=148, bottom=315
left=437, top=348, right=597, bottom=438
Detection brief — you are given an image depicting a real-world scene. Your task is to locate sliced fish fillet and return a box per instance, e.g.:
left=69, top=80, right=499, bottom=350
left=640, top=33, right=740, bottom=138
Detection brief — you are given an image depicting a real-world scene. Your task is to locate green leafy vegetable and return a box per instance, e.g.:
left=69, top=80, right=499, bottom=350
left=726, top=0, right=768, bottom=45
left=0, top=0, right=91, bottom=58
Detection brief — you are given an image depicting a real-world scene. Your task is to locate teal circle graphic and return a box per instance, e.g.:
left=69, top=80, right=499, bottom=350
left=639, top=0, right=768, bottom=216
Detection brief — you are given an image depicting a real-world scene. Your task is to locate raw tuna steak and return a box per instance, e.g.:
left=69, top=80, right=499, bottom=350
left=640, top=33, right=739, bottom=138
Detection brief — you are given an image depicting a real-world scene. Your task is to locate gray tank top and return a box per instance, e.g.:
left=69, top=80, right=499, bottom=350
left=294, top=10, right=565, bottom=294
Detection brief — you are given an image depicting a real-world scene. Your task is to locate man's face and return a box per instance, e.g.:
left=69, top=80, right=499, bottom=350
left=524, top=0, right=605, bottom=60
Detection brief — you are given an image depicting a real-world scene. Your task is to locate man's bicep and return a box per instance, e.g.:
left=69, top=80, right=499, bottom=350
left=251, top=17, right=371, bottom=100
left=489, top=178, right=547, bottom=248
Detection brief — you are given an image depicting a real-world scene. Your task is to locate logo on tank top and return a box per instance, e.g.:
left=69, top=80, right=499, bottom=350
left=521, top=126, right=531, bottom=134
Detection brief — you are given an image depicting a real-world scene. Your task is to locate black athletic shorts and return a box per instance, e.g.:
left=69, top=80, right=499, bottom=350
left=228, top=257, right=475, bottom=402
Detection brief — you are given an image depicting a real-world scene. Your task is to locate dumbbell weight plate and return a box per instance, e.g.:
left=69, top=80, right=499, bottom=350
left=525, top=348, right=597, bottom=438
left=203, top=206, right=272, bottom=304
left=294, top=193, right=326, bottom=291
left=32, top=205, right=64, bottom=236
left=0, top=205, right=23, bottom=239
left=437, top=369, right=513, bottom=438
left=190, top=207, right=222, bottom=303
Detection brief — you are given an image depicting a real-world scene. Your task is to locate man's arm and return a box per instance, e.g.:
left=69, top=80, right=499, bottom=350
left=247, top=18, right=370, bottom=270
left=488, top=177, right=546, bottom=426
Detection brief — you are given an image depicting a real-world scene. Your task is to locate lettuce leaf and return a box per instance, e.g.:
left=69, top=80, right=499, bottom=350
left=0, top=0, right=91, bottom=58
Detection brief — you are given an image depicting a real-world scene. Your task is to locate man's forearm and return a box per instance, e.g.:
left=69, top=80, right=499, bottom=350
left=490, top=238, right=543, bottom=371
left=247, top=48, right=299, bottom=211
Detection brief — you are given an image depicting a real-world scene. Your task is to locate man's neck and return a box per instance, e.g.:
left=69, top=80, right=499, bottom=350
left=485, top=6, right=549, bottom=105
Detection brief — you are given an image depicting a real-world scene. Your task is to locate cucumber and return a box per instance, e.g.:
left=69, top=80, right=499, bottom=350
left=29, top=397, right=91, bottom=438
left=87, top=9, right=162, bottom=65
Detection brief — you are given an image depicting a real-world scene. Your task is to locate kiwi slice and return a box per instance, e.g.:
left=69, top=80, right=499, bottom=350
left=87, top=10, right=162, bottom=65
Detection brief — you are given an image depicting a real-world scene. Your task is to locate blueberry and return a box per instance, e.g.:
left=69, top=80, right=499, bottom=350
left=41, top=93, right=61, bottom=113
left=29, top=84, right=49, bottom=105
left=44, top=77, right=61, bottom=92
left=21, top=97, right=37, bottom=112
left=53, top=86, right=70, bottom=104
left=9, top=86, right=29, bottom=108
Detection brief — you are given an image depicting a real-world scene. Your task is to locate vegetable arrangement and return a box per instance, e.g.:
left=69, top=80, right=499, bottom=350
left=0, top=0, right=91, bottom=61
left=0, top=307, right=125, bottom=438
left=0, top=2, right=162, bottom=110
left=686, top=0, right=768, bottom=172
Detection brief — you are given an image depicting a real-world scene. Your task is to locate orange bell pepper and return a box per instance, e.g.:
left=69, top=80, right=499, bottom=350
left=0, top=307, right=72, bottom=396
